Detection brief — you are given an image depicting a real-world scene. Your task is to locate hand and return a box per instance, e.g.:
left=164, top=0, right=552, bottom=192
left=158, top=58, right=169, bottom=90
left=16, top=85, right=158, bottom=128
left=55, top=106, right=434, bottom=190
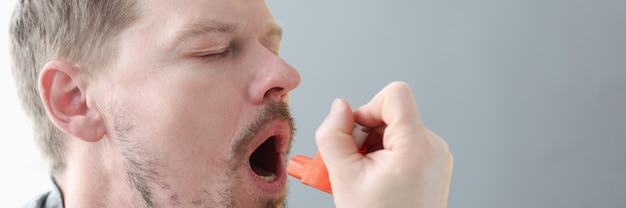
left=315, top=82, right=453, bottom=208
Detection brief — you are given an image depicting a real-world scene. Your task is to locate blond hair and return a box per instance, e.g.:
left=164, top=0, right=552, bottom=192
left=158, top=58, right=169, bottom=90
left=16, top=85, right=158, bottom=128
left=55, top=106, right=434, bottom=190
left=9, top=0, right=139, bottom=174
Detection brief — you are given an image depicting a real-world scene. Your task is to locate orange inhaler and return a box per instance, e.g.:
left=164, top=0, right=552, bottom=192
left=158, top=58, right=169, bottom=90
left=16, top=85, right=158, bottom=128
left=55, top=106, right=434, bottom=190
left=287, top=123, right=370, bottom=194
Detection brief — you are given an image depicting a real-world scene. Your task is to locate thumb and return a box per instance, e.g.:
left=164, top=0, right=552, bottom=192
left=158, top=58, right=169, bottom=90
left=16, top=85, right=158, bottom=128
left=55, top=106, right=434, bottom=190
left=315, top=99, right=360, bottom=174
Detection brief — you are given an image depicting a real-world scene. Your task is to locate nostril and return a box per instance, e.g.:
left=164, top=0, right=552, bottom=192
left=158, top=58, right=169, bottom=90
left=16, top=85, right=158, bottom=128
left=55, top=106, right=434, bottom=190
left=263, top=87, right=285, bottom=101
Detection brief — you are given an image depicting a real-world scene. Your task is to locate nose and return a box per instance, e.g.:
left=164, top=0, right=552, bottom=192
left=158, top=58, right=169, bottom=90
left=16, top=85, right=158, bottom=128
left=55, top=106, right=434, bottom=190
left=247, top=44, right=301, bottom=104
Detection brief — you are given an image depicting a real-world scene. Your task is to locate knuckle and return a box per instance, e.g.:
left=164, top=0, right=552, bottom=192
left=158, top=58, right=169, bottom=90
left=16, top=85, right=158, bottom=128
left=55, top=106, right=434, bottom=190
left=314, top=127, right=331, bottom=142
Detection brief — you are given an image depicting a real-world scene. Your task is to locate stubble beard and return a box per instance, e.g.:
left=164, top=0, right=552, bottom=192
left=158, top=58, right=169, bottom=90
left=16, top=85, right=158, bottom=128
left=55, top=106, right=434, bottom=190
left=114, top=101, right=294, bottom=208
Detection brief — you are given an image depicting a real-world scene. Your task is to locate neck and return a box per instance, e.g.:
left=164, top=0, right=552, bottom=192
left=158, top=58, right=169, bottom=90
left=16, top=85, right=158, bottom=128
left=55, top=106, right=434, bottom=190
left=55, top=138, right=142, bottom=208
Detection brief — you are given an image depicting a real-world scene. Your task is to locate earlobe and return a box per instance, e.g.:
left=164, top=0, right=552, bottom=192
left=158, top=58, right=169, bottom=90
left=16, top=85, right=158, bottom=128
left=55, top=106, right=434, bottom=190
left=39, top=60, right=106, bottom=143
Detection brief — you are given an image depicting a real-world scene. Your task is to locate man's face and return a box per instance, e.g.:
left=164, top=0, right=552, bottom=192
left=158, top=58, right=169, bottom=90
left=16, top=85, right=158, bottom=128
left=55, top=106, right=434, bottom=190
left=90, top=0, right=301, bottom=207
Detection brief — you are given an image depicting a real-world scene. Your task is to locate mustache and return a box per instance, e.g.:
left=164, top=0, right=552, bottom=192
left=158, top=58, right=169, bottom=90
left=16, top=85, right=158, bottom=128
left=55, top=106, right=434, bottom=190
left=231, top=101, right=295, bottom=169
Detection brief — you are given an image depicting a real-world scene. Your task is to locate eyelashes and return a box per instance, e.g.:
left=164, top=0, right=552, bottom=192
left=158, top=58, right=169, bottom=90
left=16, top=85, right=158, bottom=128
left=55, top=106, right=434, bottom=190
left=197, top=48, right=231, bottom=62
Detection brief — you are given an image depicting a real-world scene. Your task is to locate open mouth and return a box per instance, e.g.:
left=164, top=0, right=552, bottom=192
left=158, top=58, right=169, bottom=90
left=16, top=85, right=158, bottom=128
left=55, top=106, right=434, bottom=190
left=249, top=136, right=280, bottom=182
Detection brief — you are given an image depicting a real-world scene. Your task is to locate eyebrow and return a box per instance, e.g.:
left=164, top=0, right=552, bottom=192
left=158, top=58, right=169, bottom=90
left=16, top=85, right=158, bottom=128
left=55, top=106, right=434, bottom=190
left=174, top=21, right=237, bottom=46
left=265, top=23, right=283, bottom=41
left=172, top=21, right=284, bottom=48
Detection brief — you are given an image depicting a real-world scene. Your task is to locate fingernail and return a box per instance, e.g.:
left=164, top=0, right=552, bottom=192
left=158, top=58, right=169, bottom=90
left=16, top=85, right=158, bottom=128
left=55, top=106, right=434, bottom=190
left=330, top=98, right=343, bottom=115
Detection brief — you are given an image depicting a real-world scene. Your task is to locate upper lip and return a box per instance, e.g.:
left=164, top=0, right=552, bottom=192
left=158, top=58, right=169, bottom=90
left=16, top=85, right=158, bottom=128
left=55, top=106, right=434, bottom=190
left=247, top=120, right=291, bottom=159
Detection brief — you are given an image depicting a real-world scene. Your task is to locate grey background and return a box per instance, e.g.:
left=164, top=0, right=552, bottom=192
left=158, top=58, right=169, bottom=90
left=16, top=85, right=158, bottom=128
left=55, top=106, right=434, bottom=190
left=266, top=0, right=626, bottom=207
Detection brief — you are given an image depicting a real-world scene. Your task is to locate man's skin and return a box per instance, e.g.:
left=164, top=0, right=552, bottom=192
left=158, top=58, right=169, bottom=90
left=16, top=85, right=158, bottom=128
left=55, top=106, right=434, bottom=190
left=37, top=0, right=452, bottom=207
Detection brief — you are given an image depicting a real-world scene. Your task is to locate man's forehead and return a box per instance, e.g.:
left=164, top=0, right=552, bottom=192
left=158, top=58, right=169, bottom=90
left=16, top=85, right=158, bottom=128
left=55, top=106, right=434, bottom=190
left=133, top=0, right=280, bottom=39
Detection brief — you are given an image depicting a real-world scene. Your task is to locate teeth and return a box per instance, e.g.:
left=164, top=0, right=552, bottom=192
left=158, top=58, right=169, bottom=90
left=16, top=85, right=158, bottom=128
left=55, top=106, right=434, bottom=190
left=259, top=174, right=276, bottom=182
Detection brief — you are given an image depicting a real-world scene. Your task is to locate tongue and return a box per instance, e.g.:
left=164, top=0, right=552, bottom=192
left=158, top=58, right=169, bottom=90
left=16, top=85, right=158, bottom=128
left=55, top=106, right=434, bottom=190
left=252, top=164, right=274, bottom=176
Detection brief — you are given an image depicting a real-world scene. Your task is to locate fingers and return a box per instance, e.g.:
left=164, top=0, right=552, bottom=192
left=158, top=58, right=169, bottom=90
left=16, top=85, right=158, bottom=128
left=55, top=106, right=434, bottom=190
left=314, top=82, right=453, bottom=208
left=315, top=99, right=360, bottom=172
left=354, top=82, right=425, bottom=151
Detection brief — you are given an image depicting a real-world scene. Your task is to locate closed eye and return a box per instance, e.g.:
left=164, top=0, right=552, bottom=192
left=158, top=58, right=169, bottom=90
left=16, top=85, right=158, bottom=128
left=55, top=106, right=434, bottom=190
left=197, top=48, right=231, bottom=62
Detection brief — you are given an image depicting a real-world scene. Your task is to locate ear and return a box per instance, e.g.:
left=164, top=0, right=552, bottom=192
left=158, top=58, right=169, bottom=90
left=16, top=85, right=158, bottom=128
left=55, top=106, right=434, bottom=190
left=38, top=60, right=106, bottom=142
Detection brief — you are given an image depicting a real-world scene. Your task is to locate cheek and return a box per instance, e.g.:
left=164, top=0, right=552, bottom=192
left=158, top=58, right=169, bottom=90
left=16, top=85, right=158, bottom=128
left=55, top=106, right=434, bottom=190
left=102, top=56, right=255, bottom=182
left=126, top=73, right=248, bottom=171
left=144, top=82, right=242, bottom=149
